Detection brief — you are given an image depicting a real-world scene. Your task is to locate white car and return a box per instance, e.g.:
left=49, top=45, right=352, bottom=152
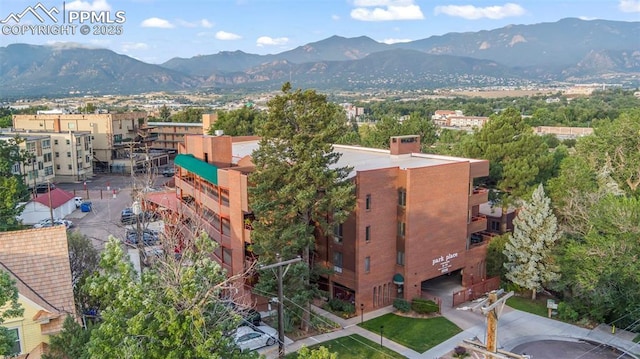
left=34, top=218, right=73, bottom=229
left=234, top=325, right=277, bottom=352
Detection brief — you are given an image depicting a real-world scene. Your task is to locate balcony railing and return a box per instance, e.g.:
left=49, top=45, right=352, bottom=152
left=469, top=187, right=489, bottom=207
left=468, top=214, right=487, bottom=234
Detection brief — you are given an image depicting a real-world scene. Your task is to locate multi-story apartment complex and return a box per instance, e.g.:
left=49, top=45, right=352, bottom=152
left=1, top=133, right=55, bottom=188
left=153, top=134, right=490, bottom=312
left=2, top=130, right=95, bottom=184
left=432, top=110, right=489, bottom=129
left=13, top=112, right=149, bottom=173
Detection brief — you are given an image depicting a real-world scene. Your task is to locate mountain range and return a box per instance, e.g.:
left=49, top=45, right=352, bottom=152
left=1, top=18, right=639, bottom=97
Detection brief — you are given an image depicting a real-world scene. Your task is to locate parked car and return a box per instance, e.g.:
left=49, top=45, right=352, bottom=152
left=74, top=197, right=83, bottom=208
left=31, top=183, right=56, bottom=194
left=34, top=218, right=73, bottom=229
left=125, top=229, right=159, bottom=246
left=162, top=167, right=175, bottom=177
left=223, top=301, right=262, bottom=326
left=121, top=208, right=137, bottom=224
left=234, top=326, right=277, bottom=352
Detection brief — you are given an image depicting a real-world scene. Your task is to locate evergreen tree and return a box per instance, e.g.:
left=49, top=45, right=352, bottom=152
left=504, top=184, right=560, bottom=300
left=249, top=83, right=355, bottom=332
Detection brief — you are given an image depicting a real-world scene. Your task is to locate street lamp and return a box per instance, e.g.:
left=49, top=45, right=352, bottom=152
left=380, top=325, right=384, bottom=347
left=360, top=303, right=364, bottom=324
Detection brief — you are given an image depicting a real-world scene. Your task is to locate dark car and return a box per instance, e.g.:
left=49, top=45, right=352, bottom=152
left=121, top=208, right=137, bottom=224
left=125, top=229, right=159, bottom=246
left=223, top=301, right=261, bottom=326
left=32, top=183, right=56, bottom=194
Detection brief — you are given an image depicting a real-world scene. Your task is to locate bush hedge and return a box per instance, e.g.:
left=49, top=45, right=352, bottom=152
left=411, top=298, right=439, bottom=314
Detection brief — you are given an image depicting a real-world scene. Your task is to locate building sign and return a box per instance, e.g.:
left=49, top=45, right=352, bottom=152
left=432, top=252, right=458, bottom=274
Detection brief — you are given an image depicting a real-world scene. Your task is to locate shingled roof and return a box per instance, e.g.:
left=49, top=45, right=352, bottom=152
left=0, top=226, right=76, bottom=334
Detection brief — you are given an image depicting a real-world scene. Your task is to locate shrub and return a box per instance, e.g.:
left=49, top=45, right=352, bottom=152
left=453, top=346, right=470, bottom=358
left=393, top=298, right=411, bottom=313
left=557, top=302, right=579, bottom=322
left=411, top=298, right=439, bottom=314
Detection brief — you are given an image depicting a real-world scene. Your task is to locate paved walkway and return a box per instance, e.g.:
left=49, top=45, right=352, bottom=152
left=261, top=297, right=639, bottom=359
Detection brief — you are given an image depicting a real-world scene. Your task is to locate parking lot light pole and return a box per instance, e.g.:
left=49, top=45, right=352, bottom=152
left=360, top=303, right=364, bottom=324
left=380, top=325, right=384, bottom=347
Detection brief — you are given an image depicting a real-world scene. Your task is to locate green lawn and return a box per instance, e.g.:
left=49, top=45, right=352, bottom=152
left=634, top=333, right=640, bottom=343
left=506, top=296, right=549, bottom=317
left=284, top=334, right=405, bottom=359
left=359, top=314, right=461, bottom=353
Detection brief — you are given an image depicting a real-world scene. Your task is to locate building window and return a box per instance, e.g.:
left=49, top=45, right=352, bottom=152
left=333, top=223, right=343, bottom=243
left=222, top=247, right=232, bottom=265
left=42, top=139, right=51, bottom=149
left=55, top=152, right=59, bottom=158
left=365, top=194, right=371, bottom=210
left=44, top=166, right=53, bottom=176
left=365, top=225, right=371, bottom=242
left=364, top=256, right=370, bottom=273
left=86, top=155, right=91, bottom=163
left=67, top=152, right=71, bottom=157
left=54, top=139, right=59, bottom=145
left=397, top=251, right=405, bottom=266
left=490, top=221, right=500, bottom=231
left=66, top=139, right=70, bottom=145
left=333, top=251, right=343, bottom=273
left=38, top=161, right=43, bottom=170
left=68, top=164, right=72, bottom=170
left=7, top=328, right=21, bottom=356
left=221, top=217, right=231, bottom=235
left=397, top=222, right=405, bottom=237
left=56, top=165, right=60, bottom=170
left=43, top=153, right=52, bottom=162
left=398, top=189, right=406, bottom=206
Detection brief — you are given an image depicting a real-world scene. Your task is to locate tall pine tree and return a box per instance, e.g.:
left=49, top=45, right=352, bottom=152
left=504, top=184, right=560, bottom=300
left=249, top=83, right=355, bottom=331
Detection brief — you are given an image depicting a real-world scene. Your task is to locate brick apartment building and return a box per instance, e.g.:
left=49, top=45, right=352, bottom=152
left=154, top=134, right=490, bottom=312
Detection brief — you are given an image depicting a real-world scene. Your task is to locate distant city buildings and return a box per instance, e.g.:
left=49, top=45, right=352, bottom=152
left=432, top=110, right=489, bottom=130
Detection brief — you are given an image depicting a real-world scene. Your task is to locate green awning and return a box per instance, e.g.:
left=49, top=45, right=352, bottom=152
left=393, top=273, right=404, bottom=285
left=174, top=154, right=218, bottom=185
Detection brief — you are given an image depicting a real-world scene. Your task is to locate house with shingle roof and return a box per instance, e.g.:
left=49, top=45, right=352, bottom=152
left=0, top=226, right=77, bottom=358
left=18, top=188, right=78, bottom=225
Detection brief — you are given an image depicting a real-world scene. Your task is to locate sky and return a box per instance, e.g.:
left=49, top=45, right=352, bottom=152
left=1, top=0, right=639, bottom=64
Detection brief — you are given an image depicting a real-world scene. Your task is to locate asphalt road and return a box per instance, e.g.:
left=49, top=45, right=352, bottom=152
left=512, top=339, right=635, bottom=359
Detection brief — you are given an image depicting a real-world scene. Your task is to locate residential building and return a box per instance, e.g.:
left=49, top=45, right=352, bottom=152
left=3, top=130, right=94, bottom=183
left=153, top=134, right=490, bottom=313
left=141, top=121, right=204, bottom=152
left=533, top=126, right=593, bottom=139
left=0, top=226, right=77, bottom=358
left=0, top=133, right=55, bottom=189
left=12, top=112, right=149, bottom=173
left=431, top=110, right=489, bottom=129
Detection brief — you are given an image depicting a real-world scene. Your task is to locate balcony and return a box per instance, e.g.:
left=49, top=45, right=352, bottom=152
left=467, top=214, right=487, bottom=234
left=469, top=187, right=489, bottom=207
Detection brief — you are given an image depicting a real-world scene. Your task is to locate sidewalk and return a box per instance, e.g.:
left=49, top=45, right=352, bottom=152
left=261, top=300, right=639, bottom=359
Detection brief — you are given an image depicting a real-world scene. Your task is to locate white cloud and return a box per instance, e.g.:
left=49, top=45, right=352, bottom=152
left=200, top=19, right=214, bottom=28
left=121, top=42, right=149, bottom=52
left=381, top=38, right=412, bottom=44
left=65, top=0, right=111, bottom=11
left=578, top=16, right=597, bottom=20
left=619, top=0, right=640, bottom=12
left=434, top=3, right=525, bottom=20
left=332, top=14, right=340, bottom=21
left=141, top=17, right=174, bottom=28
left=256, top=36, right=289, bottom=47
left=216, top=31, right=242, bottom=40
left=351, top=3, right=424, bottom=21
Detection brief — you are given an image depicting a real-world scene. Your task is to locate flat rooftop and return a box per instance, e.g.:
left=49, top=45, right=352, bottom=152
left=231, top=139, right=483, bottom=177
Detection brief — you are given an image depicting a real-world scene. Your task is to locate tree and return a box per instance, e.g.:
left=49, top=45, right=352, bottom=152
left=84, top=235, right=255, bottom=358
left=0, top=271, right=24, bottom=355
left=462, top=107, right=555, bottom=232
left=67, top=231, right=100, bottom=313
left=249, top=83, right=356, bottom=332
left=171, top=107, right=204, bottom=123
left=159, top=105, right=172, bottom=122
left=296, top=346, right=337, bottom=359
left=42, top=315, right=93, bottom=359
left=504, top=184, right=560, bottom=300
left=208, top=108, right=265, bottom=136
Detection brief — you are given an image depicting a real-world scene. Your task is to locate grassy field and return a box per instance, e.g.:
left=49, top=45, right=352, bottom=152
left=284, top=334, right=405, bottom=359
left=359, top=314, right=461, bottom=353
left=506, top=296, right=549, bottom=317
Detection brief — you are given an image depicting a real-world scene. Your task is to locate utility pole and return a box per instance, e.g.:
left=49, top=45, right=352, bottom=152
left=457, top=289, right=523, bottom=359
left=260, top=255, right=302, bottom=358
left=47, top=179, right=54, bottom=224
